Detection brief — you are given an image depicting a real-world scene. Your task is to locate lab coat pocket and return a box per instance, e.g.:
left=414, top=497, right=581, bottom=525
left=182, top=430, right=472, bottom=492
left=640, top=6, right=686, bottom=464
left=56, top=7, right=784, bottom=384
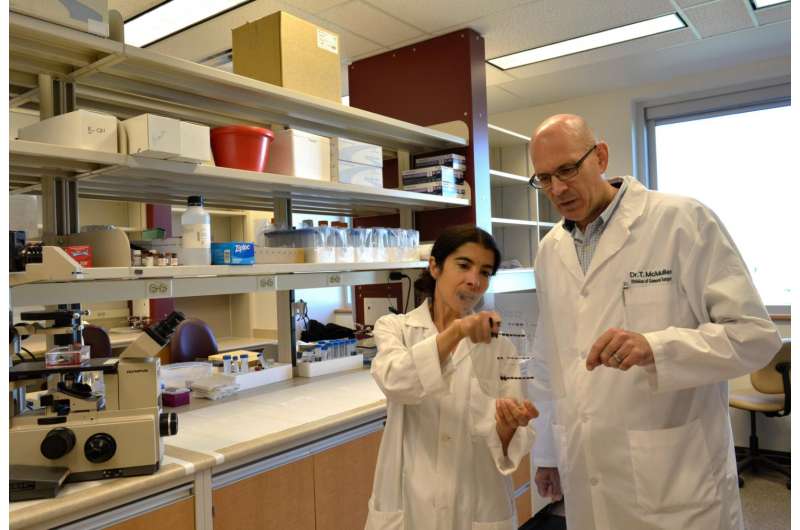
left=628, top=419, right=717, bottom=513
left=622, top=283, right=673, bottom=333
left=551, top=423, right=570, bottom=495
left=469, top=377, right=497, bottom=440
left=471, top=516, right=516, bottom=530
left=365, top=497, right=404, bottom=530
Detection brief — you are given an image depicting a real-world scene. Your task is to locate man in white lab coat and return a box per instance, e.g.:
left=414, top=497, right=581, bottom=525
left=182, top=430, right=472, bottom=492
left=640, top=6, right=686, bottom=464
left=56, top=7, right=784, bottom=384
left=527, top=114, right=781, bottom=529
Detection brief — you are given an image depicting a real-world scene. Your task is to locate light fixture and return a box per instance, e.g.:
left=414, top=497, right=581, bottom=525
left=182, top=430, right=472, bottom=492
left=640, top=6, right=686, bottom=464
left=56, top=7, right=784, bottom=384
left=750, top=0, right=789, bottom=8
left=487, top=13, right=686, bottom=70
left=125, top=0, right=251, bottom=48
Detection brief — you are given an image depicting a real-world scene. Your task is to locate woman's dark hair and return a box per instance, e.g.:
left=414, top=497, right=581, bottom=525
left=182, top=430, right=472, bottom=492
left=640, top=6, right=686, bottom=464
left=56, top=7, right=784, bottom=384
left=414, top=225, right=501, bottom=296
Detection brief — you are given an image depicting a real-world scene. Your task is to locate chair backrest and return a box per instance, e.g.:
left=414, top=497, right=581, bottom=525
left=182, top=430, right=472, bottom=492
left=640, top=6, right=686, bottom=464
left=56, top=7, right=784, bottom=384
left=169, top=318, right=219, bottom=363
left=83, top=324, right=112, bottom=358
left=751, top=338, right=791, bottom=395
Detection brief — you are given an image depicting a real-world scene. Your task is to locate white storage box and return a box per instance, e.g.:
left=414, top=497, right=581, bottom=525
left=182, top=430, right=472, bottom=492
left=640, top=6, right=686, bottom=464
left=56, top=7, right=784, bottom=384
left=10, top=109, right=40, bottom=139
left=267, top=128, right=331, bottom=181
left=121, top=114, right=181, bottom=159
left=212, top=363, right=293, bottom=391
left=18, top=110, right=118, bottom=153
left=171, top=121, right=212, bottom=164
left=331, top=160, right=383, bottom=189
left=255, top=247, right=305, bottom=264
left=295, top=354, right=363, bottom=377
left=11, top=0, right=109, bottom=37
left=331, top=137, right=383, bottom=167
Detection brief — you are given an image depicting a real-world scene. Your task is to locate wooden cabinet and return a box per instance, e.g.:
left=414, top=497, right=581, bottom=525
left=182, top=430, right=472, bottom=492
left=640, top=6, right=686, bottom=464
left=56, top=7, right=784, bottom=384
left=212, top=457, right=316, bottom=530
left=515, top=491, right=533, bottom=525
left=105, top=497, right=195, bottom=530
left=512, top=454, right=533, bottom=524
left=313, top=430, right=383, bottom=530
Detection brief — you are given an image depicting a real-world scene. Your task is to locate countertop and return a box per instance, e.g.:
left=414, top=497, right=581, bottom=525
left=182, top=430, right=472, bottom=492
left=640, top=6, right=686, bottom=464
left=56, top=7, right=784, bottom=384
left=9, top=369, right=386, bottom=529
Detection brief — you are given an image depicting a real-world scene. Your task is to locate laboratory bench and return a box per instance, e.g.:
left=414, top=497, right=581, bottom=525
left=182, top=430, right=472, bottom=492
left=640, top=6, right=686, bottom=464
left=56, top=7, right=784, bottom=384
left=23, top=335, right=277, bottom=358
left=9, top=369, right=387, bottom=530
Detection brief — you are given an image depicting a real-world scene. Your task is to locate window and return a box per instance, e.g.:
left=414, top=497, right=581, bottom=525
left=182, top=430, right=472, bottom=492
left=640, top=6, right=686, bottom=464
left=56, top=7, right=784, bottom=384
left=644, top=84, right=791, bottom=310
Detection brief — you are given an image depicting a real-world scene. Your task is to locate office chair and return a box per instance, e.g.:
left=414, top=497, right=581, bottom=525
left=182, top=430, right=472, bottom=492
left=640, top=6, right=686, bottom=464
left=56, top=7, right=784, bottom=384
left=169, top=318, right=219, bottom=363
left=729, top=338, right=790, bottom=489
left=82, top=324, right=112, bottom=358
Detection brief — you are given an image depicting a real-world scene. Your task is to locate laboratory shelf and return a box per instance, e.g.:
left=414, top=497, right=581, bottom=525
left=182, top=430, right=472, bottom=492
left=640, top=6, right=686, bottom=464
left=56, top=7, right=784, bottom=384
left=488, top=123, right=531, bottom=147
left=488, top=268, right=536, bottom=294
left=9, top=140, right=470, bottom=215
left=10, top=261, right=429, bottom=306
left=9, top=13, right=467, bottom=153
left=489, top=169, right=529, bottom=187
left=491, top=217, right=556, bottom=228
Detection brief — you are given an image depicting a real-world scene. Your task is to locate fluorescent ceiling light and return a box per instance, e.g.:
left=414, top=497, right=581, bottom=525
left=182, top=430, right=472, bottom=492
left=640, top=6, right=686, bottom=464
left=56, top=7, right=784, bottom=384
left=488, top=13, right=686, bottom=70
left=125, top=0, right=250, bottom=47
left=751, top=0, right=789, bottom=8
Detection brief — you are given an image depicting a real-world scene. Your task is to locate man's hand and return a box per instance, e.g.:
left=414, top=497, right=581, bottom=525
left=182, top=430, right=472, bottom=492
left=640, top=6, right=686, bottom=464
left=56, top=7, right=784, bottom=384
left=586, top=328, right=654, bottom=371
left=535, top=467, right=563, bottom=502
left=496, top=398, right=538, bottom=454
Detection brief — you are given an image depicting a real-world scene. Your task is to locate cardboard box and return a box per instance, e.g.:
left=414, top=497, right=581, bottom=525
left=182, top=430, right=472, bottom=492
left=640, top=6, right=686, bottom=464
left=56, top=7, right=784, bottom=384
left=18, top=110, right=118, bottom=153
left=121, top=114, right=181, bottom=159
left=232, top=11, right=341, bottom=102
left=172, top=122, right=212, bottom=164
left=11, top=0, right=109, bottom=37
left=267, top=128, right=331, bottom=181
left=331, top=160, right=383, bottom=189
left=331, top=137, right=383, bottom=167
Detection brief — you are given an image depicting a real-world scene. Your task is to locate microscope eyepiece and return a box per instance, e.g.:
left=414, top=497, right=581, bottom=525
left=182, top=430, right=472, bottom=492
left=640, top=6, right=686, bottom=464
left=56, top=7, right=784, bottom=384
left=144, top=311, right=186, bottom=346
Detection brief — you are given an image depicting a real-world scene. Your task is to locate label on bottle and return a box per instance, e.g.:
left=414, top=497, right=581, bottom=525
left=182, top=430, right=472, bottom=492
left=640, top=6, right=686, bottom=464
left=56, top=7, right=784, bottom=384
left=182, top=223, right=211, bottom=249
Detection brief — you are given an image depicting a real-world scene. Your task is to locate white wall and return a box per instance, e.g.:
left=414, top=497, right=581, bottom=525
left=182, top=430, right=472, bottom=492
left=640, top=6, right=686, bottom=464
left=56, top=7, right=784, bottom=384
left=490, top=55, right=791, bottom=452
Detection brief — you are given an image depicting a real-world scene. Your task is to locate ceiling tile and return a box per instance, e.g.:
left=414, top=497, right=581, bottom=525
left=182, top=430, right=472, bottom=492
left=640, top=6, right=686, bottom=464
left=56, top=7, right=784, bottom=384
left=486, top=64, right=516, bottom=87
left=111, top=0, right=163, bottom=21
left=755, top=2, right=791, bottom=25
left=683, top=0, right=755, bottom=38
left=359, top=0, right=531, bottom=34
left=674, top=0, right=716, bottom=7
left=487, top=86, right=528, bottom=114
left=285, top=0, right=349, bottom=13
left=320, top=1, right=424, bottom=47
left=471, top=0, right=675, bottom=59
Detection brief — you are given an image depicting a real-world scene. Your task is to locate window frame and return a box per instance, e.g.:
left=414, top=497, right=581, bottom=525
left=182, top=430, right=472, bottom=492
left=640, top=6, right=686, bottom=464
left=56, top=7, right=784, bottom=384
left=636, top=80, right=791, bottom=315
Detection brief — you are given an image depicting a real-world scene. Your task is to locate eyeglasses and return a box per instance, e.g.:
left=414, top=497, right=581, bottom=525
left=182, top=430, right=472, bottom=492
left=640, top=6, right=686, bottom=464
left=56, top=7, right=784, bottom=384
left=529, top=144, right=597, bottom=190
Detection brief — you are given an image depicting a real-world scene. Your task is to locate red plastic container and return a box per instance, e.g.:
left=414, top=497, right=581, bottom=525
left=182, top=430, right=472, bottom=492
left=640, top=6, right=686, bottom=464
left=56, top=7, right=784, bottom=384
left=210, top=126, right=275, bottom=172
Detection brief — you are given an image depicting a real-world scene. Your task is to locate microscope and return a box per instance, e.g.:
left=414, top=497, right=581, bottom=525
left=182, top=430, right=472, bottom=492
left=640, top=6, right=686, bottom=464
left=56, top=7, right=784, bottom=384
left=9, top=311, right=185, bottom=486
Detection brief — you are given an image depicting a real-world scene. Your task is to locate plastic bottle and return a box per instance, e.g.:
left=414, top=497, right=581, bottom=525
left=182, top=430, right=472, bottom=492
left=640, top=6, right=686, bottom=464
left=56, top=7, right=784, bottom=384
left=180, top=195, right=211, bottom=265
left=240, top=354, right=249, bottom=373
left=222, top=354, right=231, bottom=374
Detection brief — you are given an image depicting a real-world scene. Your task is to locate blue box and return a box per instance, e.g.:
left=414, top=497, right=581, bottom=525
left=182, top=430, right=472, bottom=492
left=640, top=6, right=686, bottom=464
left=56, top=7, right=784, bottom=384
left=211, top=242, right=255, bottom=265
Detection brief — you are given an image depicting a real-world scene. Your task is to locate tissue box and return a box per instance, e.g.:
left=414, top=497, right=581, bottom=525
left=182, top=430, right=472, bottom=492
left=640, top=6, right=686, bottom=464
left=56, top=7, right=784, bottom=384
left=172, top=122, right=212, bottom=163
left=64, top=245, right=93, bottom=267
left=11, top=0, right=109, bottom=37
left=18, top=110, right=118, bottom=153
left=331, top=160, right=383, bottom=188
left=267, top=128, right=331, bottom=181
left=331, top=137, right=383, bottom=167
left=211, top=242, right=255, bottom=265
left=121, top=114, right=181, bottom=159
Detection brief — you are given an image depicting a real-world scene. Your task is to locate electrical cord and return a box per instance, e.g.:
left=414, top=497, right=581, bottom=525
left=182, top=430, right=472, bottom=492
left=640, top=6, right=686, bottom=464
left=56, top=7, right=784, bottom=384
left=389, top=272, right=412, bottom=313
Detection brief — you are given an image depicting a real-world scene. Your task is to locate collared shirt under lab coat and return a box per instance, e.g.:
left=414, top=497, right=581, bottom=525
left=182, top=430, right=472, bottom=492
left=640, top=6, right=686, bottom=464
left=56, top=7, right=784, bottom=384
left=529, top=176, right=781, bottom=530
left=366, top=300, right=536, bottom=530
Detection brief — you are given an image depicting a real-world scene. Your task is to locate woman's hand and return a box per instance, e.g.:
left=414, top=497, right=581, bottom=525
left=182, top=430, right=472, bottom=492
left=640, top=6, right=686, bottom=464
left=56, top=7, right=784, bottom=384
left=457, top=310, right=502, bottom=344
left=496, top=398, right=538, bottom=455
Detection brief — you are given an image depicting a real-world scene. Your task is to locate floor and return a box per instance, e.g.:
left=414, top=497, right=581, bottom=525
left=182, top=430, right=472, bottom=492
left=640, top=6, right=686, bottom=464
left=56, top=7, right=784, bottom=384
left=739, top=467, right=791, bottom=530
left=520, top=467, right=791, bottom=530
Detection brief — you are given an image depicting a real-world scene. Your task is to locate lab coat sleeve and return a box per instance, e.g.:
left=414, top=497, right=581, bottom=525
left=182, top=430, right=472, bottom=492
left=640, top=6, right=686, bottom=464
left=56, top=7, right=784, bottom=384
left=644, top=204, right=782, bottom=393
left=371, top=314, right=447, bottom=404
left=528, top=267, right=559, bottom=468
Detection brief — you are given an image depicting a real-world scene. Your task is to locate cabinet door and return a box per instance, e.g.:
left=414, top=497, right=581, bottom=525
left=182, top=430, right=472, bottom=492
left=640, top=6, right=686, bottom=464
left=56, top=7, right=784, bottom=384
left=513, top=454, right=532, bottom=524
left=313, top=430, right=382, bottom=530
left=105, top=497, right=195, bottom=530
left=515, top=491, right=533, bottom=525
left=212, top=457, right=315, bottom=530
left=512, top=453, right=531, bottom=490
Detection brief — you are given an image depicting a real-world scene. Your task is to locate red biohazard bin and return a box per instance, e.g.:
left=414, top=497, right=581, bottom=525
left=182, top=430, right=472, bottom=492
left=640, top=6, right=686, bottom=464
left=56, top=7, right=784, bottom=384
left=210, top=126, right=275, bottom=172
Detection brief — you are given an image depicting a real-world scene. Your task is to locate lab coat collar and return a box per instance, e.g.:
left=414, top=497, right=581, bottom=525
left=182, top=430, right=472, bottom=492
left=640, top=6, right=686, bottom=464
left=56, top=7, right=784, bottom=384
left=405, top=298, right=438, bottom=332
left=552, top=176, right=647, bottom=286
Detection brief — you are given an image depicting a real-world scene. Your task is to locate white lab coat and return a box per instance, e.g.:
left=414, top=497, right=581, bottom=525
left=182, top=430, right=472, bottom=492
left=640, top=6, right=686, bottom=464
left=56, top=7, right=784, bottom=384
left=366, top=300, right=536, bottom=530
left=529, top=176, right=782, bottom=530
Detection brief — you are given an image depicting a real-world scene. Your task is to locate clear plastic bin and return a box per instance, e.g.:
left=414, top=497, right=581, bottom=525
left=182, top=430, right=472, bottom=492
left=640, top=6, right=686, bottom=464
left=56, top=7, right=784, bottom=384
left=45, top=345, right=90, bottom=367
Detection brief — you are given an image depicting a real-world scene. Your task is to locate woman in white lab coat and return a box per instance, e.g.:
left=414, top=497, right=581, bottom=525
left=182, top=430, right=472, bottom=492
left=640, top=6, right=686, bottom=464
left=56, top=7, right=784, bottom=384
left=366, top=225, right=538, bottom=530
